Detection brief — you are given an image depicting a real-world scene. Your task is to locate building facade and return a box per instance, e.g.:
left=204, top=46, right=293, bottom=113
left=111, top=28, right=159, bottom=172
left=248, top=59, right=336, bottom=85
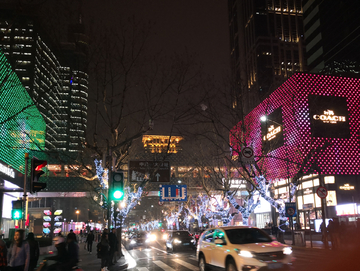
left=231, top=73, right=360, bottom=229
left=228, top=0, right=306, bottom=114
left=0, top=9, right=88, bottom=153
left=303, top=0, right=360, bottom=73
left=0, top=49, right=46, bottom=237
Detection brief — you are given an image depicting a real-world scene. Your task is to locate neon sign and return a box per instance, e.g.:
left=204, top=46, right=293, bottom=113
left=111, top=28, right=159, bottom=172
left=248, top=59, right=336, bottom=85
left=313, top=110, right=346, bottom=124
left=0, top=162, right=15, bottom=178
left=339, top=183, right=355, bottom=190
left=263, top=125, right=282, bottom=141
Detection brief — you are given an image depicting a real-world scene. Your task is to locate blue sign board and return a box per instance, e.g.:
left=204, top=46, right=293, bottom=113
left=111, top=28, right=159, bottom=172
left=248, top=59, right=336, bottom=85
left=285, top=202, right=297, bottom=217
left=159, top=185, right=187, bottom=202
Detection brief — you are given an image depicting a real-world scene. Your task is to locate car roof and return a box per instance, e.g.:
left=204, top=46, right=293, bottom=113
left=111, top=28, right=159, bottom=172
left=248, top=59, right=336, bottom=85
left=204, top=226, right=259, bottom=231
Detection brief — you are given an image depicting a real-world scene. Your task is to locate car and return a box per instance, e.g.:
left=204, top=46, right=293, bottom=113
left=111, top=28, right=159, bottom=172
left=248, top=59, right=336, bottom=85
left=127, top=232, right=149, bottom=248
left=165, top=230, right=196, bottom=252
left=197, top=226, right=293, bottom=271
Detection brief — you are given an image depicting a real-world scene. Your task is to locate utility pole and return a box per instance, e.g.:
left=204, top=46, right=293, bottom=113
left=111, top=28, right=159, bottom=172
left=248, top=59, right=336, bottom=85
left=22, top=153, right=29, bottom=229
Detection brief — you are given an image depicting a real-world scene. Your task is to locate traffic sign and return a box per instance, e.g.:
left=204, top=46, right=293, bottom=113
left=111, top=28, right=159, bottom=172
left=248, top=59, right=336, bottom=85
left=285, top=202, right=297, bottom=217
left=316, top=186, right=328, bottom=198
left=129, top=161, right=170, bottom=183
left=241, top=146, right=255, bottom=164
left=159, top=184, right=187, bottom=202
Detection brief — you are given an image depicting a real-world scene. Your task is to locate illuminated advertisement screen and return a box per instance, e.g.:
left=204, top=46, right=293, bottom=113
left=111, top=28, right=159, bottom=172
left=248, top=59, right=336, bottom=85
left=308, top=95, right=350, bottom=138
left=261, top=107, right=284, bottom=153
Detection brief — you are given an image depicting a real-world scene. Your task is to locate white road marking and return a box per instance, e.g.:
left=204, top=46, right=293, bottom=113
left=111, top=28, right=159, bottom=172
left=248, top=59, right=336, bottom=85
left=150, top=246, right=168, bottom=254
left=172, top=258, right=199, bottom=270
left=153, top=261, right=176, bottom=271
left=137, top=268, right=149, bottom=271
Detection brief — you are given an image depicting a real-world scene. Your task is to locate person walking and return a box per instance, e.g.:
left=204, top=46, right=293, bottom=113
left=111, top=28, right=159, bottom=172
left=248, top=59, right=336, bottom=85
left=7, top=229, right=30, bottom=271
left=98, top=233, right=110, bottom=271
left=26, top=233, right=39, bottom=271
left=86, top=230, right=95, bottom=254
left=0, top=238, right=7, bottom=271
left=328, top=219, right=340, bottom=250
left=108, top=229, right=118, bottom=266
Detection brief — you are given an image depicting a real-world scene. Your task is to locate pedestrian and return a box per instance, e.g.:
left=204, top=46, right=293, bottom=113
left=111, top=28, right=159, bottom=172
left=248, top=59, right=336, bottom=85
left=46, top=236, right=67, bottom=271
left=54, top=232, right=79, bottom=271
left=68, top=229, right=76, bottom=242
left=328, top=219, right=340, bottom=250
left=97, top=233, right=110, bottom=271
left=7, top=229, right=30, bottom=271
left=0, top=237, right=7, bottom=271
left=108, top=228, right=118, bottom=265
left=86, top=230, right=95, bottom=254
left=26, top=233, right=39, bottom=271
left=320, top=221, right=328, bottom=245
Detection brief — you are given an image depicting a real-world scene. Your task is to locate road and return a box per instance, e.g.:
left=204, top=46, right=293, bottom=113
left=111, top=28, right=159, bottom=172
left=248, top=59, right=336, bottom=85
left=125, top=240, right=359, bottom=271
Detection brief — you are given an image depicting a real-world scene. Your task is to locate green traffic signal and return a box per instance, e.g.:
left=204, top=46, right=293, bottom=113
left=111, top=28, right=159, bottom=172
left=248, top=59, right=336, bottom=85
left=110, top=171, right=124, bottom=201
left=113, top=190, right=124, bottom=200
left=11, top=209, right=22, bottom=220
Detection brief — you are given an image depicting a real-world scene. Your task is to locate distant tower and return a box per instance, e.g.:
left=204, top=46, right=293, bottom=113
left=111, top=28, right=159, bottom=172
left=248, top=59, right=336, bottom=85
left=228, top=0, right=306, bottom=114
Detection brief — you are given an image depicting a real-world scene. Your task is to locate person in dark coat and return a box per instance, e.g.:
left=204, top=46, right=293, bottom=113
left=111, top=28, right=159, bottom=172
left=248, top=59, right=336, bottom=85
left=86, top=230, right=95, bottom=254
left=46, top=236, right=67, bottom=271
left=108, top=228, right=118, bottom=265
left=0, top=238, right=7, bottom=271
left=26, top=233, right=39, bottom=270
left=98, top=233, right=110, bottom=270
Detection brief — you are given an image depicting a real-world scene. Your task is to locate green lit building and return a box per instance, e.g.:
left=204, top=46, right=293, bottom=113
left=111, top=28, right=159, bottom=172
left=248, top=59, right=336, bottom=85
left=0, top=8, right=88, bottom=153
left=0, top=48, right=46, bottom=236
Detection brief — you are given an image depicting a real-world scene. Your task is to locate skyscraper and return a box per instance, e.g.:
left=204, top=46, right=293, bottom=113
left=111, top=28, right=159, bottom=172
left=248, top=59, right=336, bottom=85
left=0, top=8, right=88, bottom=153
left=228, top=0, right=306, bottom=114
left=303, top=0, right=360, bottom=74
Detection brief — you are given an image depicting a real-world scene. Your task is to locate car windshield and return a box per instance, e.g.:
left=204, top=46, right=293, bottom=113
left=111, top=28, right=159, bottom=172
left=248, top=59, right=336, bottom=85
left=172, top=231, right=190, bottom=237
left=225, top=228, right=272, bottom=244
left=136, top=232, right=147, bottom=237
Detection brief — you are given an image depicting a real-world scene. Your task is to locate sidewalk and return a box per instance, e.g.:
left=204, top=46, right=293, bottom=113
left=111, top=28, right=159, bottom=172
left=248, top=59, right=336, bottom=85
left=38, top=243, right=129, bottom=271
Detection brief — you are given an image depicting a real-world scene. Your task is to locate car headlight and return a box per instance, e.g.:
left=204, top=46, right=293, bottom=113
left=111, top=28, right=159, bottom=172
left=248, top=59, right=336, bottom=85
left=163, top=234, right=168, bottom=240
left=283, top=247, right=292, bottom=255
left=238, top=250, right=253, bottom=258
left=191, top=239, right=195, bottom=243
left=150, top=234, right=156, bottom=241
left=130, top=240, right=136, bottom=244
left=174, top=239, right=182, bottom=244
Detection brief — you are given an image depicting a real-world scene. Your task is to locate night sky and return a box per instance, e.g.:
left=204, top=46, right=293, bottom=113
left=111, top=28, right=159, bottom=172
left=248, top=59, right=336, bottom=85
left=83, top=0, right=230, bottom=79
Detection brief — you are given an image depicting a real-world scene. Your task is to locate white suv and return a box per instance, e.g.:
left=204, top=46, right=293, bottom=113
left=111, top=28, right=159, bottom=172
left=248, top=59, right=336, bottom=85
left=197, top=226, right=293, bottom=271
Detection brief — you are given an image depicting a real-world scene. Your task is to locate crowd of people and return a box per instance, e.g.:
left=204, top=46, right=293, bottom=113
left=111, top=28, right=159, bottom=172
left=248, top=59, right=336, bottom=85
left=0, top=227, right=121, bottom=271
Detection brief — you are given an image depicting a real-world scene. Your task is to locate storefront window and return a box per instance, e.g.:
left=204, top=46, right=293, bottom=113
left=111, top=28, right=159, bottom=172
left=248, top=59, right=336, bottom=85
left=315, top=194, right=321, bottom=208
left=326, top=191, right=337, bottom=206
left=303, top=194, right=314, bottom=205
left=297, top=196, right=303, bottom=209
left=302, top=180, right=313, bottom=189
left=324, top=176, right=335, bottom=184
left=313, top=178, right=320, bottom=186
left=279, top=187, right=287, bottom=194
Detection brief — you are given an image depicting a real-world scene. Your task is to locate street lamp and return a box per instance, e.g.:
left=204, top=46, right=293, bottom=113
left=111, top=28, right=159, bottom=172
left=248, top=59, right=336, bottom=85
left=75, top=210, right=80, bottom=222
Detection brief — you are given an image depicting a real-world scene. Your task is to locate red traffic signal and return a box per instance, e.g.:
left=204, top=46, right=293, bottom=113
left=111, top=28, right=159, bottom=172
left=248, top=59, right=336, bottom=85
left=31, top=157, right=47, bottom=193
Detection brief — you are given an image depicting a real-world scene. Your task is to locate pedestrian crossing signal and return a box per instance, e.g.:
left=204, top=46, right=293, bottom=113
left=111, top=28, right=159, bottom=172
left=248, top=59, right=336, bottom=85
left=11, top=200, right=23, bottom=220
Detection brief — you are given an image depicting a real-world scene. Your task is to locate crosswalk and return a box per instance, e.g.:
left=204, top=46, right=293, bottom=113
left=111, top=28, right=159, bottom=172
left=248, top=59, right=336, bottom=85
left=130, top=257, right=199, bottom=271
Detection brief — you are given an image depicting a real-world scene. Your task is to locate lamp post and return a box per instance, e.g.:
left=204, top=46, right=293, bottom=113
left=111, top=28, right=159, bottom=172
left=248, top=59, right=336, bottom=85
left=76, top=210, right=80, bottom=222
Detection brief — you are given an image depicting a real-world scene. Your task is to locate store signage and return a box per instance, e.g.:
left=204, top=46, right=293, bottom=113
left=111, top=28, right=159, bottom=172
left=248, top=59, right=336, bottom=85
left=308, top=95, right=350, bottom=138
left=261, top=107, right=284, bottom=153
left=336, top=203, right=357, bottom=216
left=0, top=162, right=15, bottom=178
left=313, top=109, right=346, bottom=124
left=263, top=125, right=282, bottom=141
left=339, top=183, right=355, bottom=190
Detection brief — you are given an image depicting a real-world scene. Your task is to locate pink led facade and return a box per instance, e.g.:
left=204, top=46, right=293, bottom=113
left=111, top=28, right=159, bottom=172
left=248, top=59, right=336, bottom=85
left=231, top=73, right=360, bottom=180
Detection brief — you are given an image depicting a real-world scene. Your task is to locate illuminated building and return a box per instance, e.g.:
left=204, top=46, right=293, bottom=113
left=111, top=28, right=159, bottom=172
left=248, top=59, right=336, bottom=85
left=0, top=9, right=88, bottom=153
left=0, top=48, right=46, bottom=236
left=142, top=135, right=183, bottom=153
left=228, top=0, right=306, bottom=114
left=231, top=73, right=360, bottom=228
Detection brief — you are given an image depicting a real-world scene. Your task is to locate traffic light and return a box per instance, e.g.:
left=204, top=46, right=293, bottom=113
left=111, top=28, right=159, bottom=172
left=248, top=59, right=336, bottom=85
left=11, top=200, right=23, bottom=220
left=31, top=157, right=47, bottom=193
left=109, top=171, right=124, bottom=201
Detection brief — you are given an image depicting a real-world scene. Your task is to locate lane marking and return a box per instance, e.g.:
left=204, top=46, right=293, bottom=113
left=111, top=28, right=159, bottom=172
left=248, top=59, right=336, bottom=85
left=153, top=261, right=176, bottom=271
left=137, top=268, right=149, bottom=271
left=172, top=258, right=199, bottom=270
left=150, top=246, right=168, bottom=254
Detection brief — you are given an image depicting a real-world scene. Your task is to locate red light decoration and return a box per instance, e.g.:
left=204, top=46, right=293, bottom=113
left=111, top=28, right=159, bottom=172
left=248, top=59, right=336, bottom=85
left=231, top=73, right=360, bottom=179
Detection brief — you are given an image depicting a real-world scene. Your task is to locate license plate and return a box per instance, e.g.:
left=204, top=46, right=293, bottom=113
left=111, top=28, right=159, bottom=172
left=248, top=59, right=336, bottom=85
left=183, top=243, right=190, bottom=245
left=268, top=263, right=283, bottom=269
